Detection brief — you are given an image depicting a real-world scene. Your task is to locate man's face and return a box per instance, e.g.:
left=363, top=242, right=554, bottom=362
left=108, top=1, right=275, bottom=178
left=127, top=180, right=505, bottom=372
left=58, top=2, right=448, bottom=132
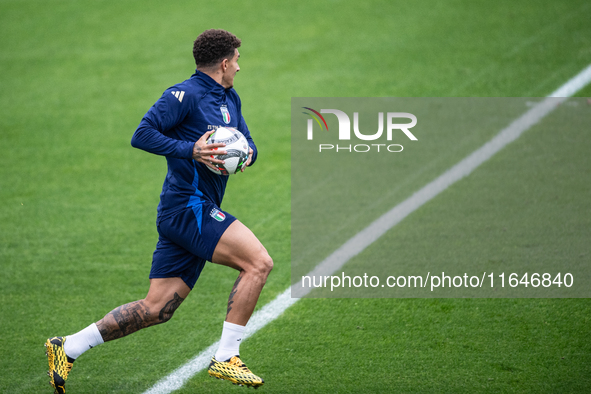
left=221, top=49, right=240, bottom=89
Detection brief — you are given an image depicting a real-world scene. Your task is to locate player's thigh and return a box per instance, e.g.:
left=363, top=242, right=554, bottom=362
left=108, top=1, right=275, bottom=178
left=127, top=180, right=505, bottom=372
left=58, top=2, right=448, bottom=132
left=212, top=220, right=271, bottom=272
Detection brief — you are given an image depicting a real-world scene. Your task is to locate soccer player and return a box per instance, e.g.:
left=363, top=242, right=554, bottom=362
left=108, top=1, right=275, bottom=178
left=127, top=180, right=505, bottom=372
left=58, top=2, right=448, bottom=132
left=45, top=29, right=272, bottom=393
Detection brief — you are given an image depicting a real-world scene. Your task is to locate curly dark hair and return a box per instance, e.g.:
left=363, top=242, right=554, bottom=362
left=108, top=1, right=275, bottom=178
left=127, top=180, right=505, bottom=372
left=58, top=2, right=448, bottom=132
left=193, top=29, right=241, bottom=68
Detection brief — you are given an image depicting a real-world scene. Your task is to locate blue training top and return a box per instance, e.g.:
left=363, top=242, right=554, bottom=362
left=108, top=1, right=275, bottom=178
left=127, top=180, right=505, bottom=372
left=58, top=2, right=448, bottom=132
left=131, top=70, right=258, bottom=222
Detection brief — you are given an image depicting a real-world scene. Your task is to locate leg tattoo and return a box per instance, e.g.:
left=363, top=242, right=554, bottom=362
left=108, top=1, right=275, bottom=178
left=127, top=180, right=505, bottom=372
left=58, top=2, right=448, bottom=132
left=97, top=293, right=185, bottom=342
left=226, top=272, right=244, bottom=318
left=97, top=300, right=152, bottom=341
left=159, top=292, right=184, bottom=322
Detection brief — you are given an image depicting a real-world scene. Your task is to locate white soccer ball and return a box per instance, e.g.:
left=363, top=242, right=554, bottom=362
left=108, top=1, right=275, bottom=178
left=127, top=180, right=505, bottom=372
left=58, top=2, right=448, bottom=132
left=206, top=127, right=249, bottom=175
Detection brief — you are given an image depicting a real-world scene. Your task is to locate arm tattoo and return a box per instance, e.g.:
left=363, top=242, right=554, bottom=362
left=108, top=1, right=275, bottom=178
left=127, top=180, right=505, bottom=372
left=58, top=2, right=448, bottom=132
left=226, top=272, right=244, bottom=317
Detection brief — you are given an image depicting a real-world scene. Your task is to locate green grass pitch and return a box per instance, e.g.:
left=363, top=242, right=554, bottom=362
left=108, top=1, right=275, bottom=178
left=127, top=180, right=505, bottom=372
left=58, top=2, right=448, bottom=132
left=1, top=0, right=590, bottom=392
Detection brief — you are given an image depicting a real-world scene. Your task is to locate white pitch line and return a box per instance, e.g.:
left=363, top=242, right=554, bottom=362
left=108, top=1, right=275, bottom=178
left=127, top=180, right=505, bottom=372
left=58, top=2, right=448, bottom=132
left=143, top=63, right=591, bottom=394
left=549, top=64, right=591, bottom=97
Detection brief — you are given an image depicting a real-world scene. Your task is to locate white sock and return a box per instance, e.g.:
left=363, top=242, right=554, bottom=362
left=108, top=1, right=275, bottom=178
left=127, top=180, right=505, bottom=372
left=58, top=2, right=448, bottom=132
left=214, top=321, right=245, bottom=361
left=63, top=323, right=104, bottom=360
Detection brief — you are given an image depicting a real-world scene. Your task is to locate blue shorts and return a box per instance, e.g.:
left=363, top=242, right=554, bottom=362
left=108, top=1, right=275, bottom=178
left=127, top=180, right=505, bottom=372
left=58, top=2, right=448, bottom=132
left=150, top=203, right=236, bottom=289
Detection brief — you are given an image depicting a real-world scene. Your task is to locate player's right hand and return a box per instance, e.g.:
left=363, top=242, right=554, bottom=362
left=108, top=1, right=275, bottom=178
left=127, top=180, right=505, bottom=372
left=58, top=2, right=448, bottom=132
left=193, top=130, right=226, bottom=171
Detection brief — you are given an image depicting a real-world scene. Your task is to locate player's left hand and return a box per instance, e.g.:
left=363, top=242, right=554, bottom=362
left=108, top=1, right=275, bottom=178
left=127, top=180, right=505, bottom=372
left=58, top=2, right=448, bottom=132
left=241, top=148, right=254, bottom=172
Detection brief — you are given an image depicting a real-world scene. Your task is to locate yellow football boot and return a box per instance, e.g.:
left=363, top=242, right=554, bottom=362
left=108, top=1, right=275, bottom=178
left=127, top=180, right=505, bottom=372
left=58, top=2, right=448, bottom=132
left=208, top=355, right=264, bottom=388
left=45, top=337, right=74, bottom=394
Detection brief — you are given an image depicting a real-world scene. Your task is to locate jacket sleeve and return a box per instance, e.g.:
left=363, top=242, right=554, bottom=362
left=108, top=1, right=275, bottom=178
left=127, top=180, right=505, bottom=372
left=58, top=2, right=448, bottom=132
left=131, top=89, right=195, bottom=159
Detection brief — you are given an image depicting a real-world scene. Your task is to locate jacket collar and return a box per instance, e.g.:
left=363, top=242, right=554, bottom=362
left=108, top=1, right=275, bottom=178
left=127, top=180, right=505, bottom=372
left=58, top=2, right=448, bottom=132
left=191, top=69, right=229, bottom=93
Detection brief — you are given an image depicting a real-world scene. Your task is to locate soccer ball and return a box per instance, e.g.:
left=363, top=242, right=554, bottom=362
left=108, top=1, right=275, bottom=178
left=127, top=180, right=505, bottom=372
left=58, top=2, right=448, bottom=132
left=206, top=127, right=249, bottom=175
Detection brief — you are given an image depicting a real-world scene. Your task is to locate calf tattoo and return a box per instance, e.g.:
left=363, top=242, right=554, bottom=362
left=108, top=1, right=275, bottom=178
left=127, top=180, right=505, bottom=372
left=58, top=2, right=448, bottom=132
left=97, top=292, right=185, bottom=342
left=226, top=272, right=244, bottom=317
left=159, top=292, right=184, bottom=321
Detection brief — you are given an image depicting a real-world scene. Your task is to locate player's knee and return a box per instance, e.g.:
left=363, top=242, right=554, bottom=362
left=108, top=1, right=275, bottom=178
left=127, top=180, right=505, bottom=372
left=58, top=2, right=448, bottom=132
left=143, top=296, right=183, bottom=324
left=263, top=253, right=273, bottom=275
left=253, top=250, right=273, bottom=279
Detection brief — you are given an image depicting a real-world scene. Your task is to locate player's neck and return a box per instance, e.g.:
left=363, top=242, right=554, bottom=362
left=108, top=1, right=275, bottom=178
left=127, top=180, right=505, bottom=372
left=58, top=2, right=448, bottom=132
left=198, top=68, right=229, bottom=89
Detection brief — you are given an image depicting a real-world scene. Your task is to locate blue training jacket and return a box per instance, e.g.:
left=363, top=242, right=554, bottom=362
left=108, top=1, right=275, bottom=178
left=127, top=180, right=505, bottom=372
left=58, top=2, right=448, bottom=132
left=131, top=70, right=257, bottom=222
